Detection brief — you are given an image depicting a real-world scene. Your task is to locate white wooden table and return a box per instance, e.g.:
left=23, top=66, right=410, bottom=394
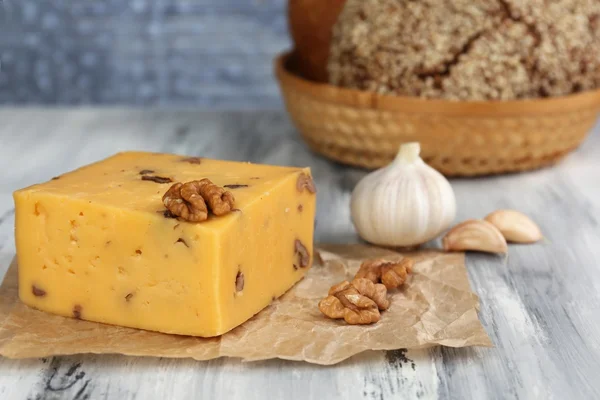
left=0, top=109, right=599, bottom=399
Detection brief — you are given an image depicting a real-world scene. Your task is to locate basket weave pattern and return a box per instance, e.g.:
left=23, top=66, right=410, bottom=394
left=276, top=53, right=600, bottom=176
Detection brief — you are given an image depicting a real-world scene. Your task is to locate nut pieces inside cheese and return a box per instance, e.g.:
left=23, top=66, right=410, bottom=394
left=293, top=239, right=311, bottom=270
left=142, top=175, right=173, bottom=184
left=31, top=285, right=46, bottom=297
left=163, top=179, right=235, bottom=222
left=180, top=156, right=202, bottom=164
left=296, top=172, right=317, bottom=193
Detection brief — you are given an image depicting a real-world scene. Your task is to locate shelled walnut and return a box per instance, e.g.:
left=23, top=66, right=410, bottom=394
left=318, top=278, right=388, bottom=325
left=319, top=257, right=413, bottom=325
left=355, top=258, right=413, bottom=290
left=163, top=179, right=235, bottom=222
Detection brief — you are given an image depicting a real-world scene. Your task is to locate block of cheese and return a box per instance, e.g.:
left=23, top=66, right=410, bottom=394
left=13, top=152, right=316, bottom=337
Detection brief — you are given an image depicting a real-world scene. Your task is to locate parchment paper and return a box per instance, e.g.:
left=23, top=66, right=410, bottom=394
left=0, top=244, right=491, bottom=365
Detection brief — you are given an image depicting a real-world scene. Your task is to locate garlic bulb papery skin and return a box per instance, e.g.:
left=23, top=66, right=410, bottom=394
left=350, top=143, right=457, bottom=247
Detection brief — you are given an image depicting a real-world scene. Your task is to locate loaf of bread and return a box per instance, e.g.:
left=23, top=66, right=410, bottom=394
left=328, top=0, right=600, bottom=100
left=288, top=0, right=346, bottom=82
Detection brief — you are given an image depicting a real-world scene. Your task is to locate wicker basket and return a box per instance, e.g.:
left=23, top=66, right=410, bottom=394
left=275, top=52, right=600, bottom=176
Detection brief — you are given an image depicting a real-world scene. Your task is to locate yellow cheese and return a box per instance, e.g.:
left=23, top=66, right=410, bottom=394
left=13, top=152, right=316, bottom=337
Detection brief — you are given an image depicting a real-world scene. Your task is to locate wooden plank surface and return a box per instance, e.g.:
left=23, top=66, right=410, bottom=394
left=0, top=108, right=599, bottom=399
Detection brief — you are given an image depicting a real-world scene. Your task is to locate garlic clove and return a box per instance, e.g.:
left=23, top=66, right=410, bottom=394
left=443, top=219, right=508, bottom=254
left=350, top=142, right=456, bottom=247
left=484, top=210, right=543, bottom=243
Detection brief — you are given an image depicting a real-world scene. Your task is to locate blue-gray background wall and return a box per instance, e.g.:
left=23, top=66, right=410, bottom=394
left=0, top=0, right=290, bottom=108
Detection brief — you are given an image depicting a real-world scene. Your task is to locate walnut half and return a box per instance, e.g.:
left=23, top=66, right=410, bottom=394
left=318, top=278, right=389, bottom=325
left=297, top=172, right=317, bottom=193
left=163, top=179, right=235, bottom=222
left=355, top=258, right=413, bottom=290
left=319, top=257, right=414, bottom=325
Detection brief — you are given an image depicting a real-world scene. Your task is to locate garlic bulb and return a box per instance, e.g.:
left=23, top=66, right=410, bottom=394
left=350, top=143, right=456, bottom=247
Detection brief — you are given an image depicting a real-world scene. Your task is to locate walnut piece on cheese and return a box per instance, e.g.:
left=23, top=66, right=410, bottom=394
left=162, top=179, right=235, bottom=222
left=13, top=151, right=316, bottom=337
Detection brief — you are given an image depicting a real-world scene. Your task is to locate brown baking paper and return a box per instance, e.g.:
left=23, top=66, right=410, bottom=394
left=0, top=244, right=491, bottom=365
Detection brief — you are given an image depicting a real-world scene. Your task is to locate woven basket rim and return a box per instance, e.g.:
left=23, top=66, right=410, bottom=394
left=275, top=51, right=600, bottom=116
